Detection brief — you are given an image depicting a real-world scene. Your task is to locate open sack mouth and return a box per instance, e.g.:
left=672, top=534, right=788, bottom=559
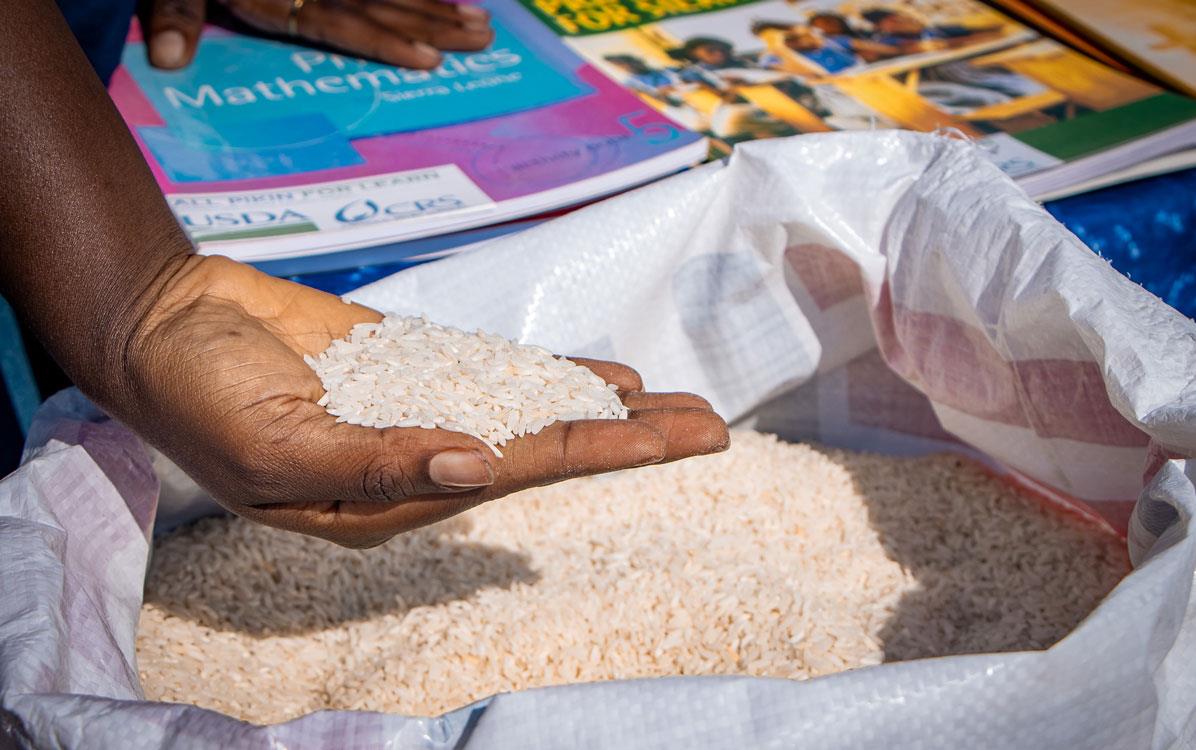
left=136, top=428, right=1130, bottom=724
left=2, top=132, right=1193, bottom=749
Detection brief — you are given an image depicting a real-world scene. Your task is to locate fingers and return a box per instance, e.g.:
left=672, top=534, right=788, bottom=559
left=621, top=392, right=713, bottom=411
left=238, top=493, right=481, bottom=549
left=363, top=2, right=493, bottom=52
left=495, top=418, right=668, bottom=487
left=567, top=358, right=643, bottom=393
left=247, top=418, right=669, bottom=547
left=355, top=494, right=473, bottom=538
left=298, top=3, right=445, bottom=68
left=228, top=0, right=494, bottom=70
left=386, top=0, right=490, bottom=25
left=235, top=399, right=499, bottom=506
left=251, top=397, right=722, bottom=510
left=627, top=407, right=730, bottom=463
left=147, top=0, right=206, bottom=69
left=237, top=419, right=666, bottom=548
left=566, top=362, right=715, bottom=415
left=241, top=406, right=728, bottom=548
left=319, top=422, right=498, bottom=499
left=489, top=407, right=728, bottom=492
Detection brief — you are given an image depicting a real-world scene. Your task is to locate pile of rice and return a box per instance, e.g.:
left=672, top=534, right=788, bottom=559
left=137, top=431, right=1129, bottom=723
left=306, top=316, right=628, bottom=455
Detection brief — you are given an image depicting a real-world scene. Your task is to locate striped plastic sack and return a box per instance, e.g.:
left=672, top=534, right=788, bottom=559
left=2, top=131, right=1193, bottom=748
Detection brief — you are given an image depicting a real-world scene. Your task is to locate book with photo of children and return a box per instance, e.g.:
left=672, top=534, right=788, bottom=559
left=107, top=0, right=708, bottom=263
left=520, top=0, right=1196, bottom=199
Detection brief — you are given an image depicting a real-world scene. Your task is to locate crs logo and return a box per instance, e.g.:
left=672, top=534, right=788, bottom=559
left=335, top=195, right=467, bottom=224
left=335, top=199, right=380, bottom=224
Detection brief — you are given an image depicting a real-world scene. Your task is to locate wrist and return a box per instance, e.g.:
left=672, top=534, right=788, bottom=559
left=81, top=244, right=200, bottom=420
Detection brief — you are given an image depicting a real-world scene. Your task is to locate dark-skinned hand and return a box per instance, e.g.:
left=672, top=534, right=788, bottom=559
left=124, top=255, right=729, bottom=548
left=144, top=0, right=495, bottom=71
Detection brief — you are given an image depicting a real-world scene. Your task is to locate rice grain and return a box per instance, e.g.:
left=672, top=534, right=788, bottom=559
left=306, top=316, right=628, bottom=456
left=137, top=431, right=1129, bottom=723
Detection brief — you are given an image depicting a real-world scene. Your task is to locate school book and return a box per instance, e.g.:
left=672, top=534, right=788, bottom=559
left=1032, top=147, right=1196, bottom=202
left=977, top=0, right=1132, bottom=75
left=107, top=0, right=707, bottom=262
left=254, top=211, right=558, bottom=278
left=985, top=0, right=1196, bottom=98
left=514, top=0, right=1196, bottom=199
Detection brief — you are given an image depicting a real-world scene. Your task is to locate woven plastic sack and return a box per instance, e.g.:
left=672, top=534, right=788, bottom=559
left=2, top=131, right=1193, bottom=749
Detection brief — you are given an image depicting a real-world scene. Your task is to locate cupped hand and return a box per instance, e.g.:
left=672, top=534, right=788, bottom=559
left=145, top=0, right=494, bottom=71
left=120, top=255, right=729, bottom=547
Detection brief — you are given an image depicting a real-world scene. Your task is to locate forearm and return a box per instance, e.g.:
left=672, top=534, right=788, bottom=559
left=0, top=0, right=193, bottom=406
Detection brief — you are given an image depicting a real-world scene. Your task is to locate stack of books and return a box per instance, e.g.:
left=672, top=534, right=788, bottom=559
left=109, top=0, right=1196, bottom=273
left=982, top=0, right=1196, bottom=199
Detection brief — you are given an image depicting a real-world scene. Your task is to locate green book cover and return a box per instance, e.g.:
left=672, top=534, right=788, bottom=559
left=1016, top=92, right=1196, bottom=161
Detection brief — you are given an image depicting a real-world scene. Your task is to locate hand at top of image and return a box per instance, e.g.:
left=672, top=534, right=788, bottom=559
left=144, top=0, right=495, bottom=71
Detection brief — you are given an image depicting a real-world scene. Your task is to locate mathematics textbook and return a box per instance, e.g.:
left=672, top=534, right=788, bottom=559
left=108, top=0, right=707, bottom=262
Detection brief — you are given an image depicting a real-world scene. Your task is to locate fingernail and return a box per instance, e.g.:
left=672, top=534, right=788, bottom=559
left=710, top=424, right=732, bottom=453
left=429, top=449, right=494, bottom=488
left=458, top=4, right=489, bottom=19
left=632, top=448, right=667, bottom=467
left=413, top=42, right=442, bottom=65
left=150, top=30, right=186, bottom=68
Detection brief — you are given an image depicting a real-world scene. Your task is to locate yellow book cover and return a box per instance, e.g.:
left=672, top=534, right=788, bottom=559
left=517, top=0, right=1196, bottom=195
left=1025, top=0, right=1196, bottom=97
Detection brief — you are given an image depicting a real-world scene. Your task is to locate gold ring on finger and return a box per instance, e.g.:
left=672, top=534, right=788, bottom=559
left=288, top=0, right=317, bottom=36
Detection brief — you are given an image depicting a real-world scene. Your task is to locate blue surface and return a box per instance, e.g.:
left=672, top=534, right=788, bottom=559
left=256, top=215, right=546, bottom=278
left=286, top=258, right=427, bottom=294
left=0, top=295, right=38, bottom=435
left=1044, top=168, right=1196, bottom=319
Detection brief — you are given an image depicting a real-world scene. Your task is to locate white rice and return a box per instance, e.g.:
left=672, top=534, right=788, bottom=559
left=137, top=431, right=1129, bottom=723
left=306, top=316, right=628, bottom=456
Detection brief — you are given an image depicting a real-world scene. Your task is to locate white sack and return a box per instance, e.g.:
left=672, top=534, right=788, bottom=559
left=2, top=131, right=1193, bottom=749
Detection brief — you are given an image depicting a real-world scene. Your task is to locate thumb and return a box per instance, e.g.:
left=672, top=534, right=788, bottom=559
left=146, top=0, right=205, bottom=69
left=241, top=407, right=501, bottom=507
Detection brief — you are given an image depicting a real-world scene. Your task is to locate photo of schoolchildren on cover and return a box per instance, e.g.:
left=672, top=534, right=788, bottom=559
left=522, top=0, right=1159, bottom=156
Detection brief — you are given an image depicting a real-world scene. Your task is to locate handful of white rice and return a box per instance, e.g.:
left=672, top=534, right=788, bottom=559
left=306, top=316, right=628, bottom=455
left=137, top=431, right=1129, bottom=723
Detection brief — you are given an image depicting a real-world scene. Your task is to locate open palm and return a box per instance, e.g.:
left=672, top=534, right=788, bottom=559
left=119, top=256, right=728, bottom=547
